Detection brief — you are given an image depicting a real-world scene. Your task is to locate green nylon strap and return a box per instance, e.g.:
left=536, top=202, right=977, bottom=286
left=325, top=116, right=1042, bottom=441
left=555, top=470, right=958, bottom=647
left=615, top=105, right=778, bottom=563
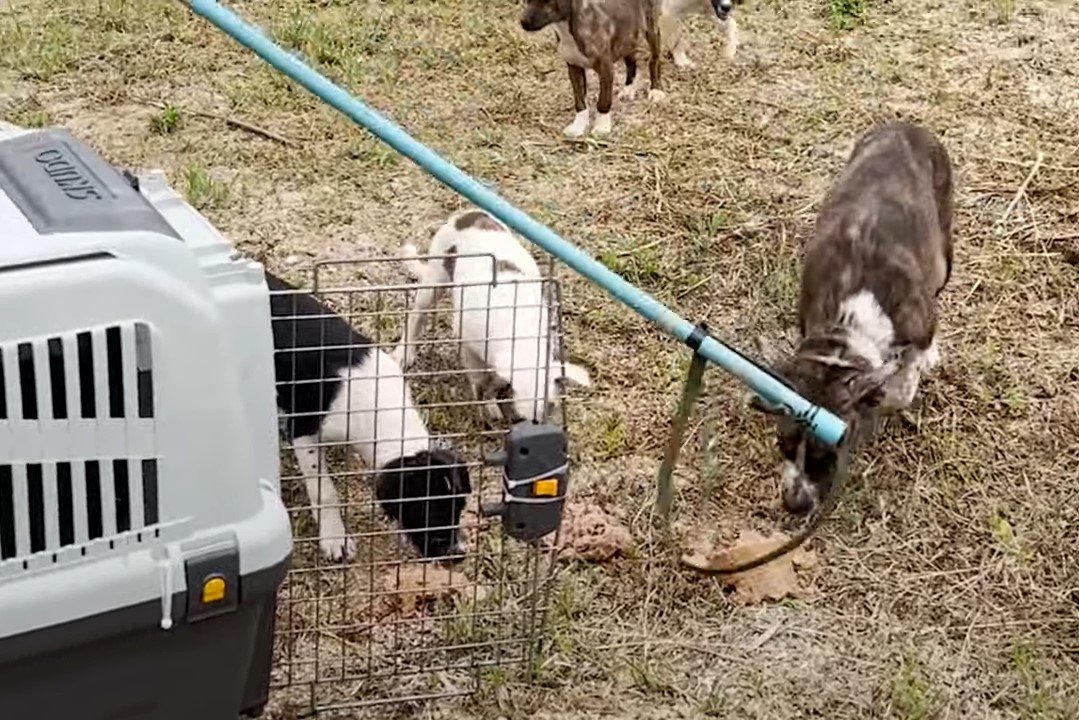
left=655, top=350, right=709, bottom=531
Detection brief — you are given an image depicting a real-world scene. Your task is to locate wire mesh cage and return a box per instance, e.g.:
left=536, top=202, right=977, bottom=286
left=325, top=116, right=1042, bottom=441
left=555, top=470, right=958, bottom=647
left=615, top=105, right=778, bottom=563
left=267, top=251, right=570, bottom=715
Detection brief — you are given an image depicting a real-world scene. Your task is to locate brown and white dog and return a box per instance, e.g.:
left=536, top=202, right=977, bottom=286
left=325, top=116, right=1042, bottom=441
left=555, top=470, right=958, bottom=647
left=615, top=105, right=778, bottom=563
left=520, top=0, right=665, bottom=139
left=753, top=121, right=954, bottom=515
left=393, top=209, right=591, bottom=425
left=660, top=0, right=740, bottom=68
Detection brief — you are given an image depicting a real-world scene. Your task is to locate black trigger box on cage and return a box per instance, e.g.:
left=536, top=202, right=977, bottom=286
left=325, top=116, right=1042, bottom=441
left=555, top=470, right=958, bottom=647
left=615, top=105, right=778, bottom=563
left=480, top=422, right=569, bottom=541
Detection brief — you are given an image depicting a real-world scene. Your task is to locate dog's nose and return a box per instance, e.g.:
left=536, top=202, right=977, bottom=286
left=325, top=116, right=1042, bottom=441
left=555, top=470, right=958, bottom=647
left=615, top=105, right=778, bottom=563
left=438, top=540, right=467, bottom=565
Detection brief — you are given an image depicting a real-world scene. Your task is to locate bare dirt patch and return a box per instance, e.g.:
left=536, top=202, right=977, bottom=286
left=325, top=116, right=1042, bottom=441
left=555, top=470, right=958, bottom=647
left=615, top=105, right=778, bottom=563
left=4, top=0, right=1078, bottom=717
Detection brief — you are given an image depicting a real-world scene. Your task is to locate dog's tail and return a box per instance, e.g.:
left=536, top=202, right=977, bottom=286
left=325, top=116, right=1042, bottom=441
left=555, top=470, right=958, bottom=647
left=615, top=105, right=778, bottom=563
left=399, top=242, right=427, bottom=280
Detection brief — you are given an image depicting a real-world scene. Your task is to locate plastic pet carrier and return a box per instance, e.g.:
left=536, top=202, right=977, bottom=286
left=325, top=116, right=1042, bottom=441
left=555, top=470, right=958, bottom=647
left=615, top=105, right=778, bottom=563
left=0, top=123, right=293, bottom=720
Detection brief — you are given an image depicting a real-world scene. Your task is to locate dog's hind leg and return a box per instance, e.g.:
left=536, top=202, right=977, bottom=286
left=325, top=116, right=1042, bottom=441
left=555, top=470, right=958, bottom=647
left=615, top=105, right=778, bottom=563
left=722, top=16, right=740, bottom=60
left=293, top=434, right=356, bottom=562
left=393, top=248, right=448, bottom=369
left=592, top=58, right=616, bottom=136
left=644, top=0, right=666, bottom=101
left=460, top=345, right=503, bottom=424
left=393, top=284, right=439, bottom=369
left=662, top=13, right=692, bottom=69
left=619, top=55, right=644, bottom=101
left=564, top=64, right=591, bottom=138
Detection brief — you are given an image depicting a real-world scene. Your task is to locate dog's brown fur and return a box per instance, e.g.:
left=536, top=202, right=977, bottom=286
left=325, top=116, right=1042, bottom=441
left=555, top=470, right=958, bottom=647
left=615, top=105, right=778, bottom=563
left=454, top=210, right=505, bottom=232
left=520, top=0, right=663, bottom=136
left=755, top=121, right=954, bottom=515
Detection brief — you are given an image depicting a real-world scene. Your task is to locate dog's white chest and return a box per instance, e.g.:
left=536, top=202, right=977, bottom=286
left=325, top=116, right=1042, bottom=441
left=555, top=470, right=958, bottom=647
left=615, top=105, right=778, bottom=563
left=838, top=290, right=895, bottom=367
left=554, top=23, right=591, bottom=68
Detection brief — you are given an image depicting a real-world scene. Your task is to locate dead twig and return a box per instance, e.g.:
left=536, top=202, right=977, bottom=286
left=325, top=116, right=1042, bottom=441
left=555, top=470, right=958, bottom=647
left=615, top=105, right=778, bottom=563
left=204, top=109, right=300, bottom=147
left=969, top=153, right=1078, bottom=173
left=616, top=238, right=663, bottom=257
left=674, top=273, right=716, bottom=299
left=137, top=97, right=300, bottom=147
left=998, top=151, right=1044, bottom=226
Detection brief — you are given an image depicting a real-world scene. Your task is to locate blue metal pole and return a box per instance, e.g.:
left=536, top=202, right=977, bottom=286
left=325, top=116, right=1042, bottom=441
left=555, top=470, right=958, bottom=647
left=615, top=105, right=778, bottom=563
left=184, top=0, right=847, bottom=447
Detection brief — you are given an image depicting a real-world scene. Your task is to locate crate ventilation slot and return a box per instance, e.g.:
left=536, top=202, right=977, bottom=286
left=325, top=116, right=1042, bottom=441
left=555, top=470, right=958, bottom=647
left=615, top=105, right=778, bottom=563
left=0, top=321, right=162, bottom=569
left=0, top=459, right=161, bottom=563
left=0, top=322, right=154, bottom=421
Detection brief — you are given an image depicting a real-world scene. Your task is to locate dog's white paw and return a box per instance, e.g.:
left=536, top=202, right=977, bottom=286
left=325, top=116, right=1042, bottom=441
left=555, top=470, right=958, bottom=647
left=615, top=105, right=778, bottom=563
left=648, top=89, right=668, bottom=104
left=317, top=511, right=355, bottom=562
left=319, top=533, right=356, bottom=563
left=672, top=53, right=695, bottom=69
left=919, top=339, right=941, bottom=372
left=563, top=110, right=590, bottom=139
left=591, top=112, right=613, bottom=137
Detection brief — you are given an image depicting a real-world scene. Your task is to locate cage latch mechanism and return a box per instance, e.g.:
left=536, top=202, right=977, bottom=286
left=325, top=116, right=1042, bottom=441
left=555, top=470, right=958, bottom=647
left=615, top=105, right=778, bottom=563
left=479, top=422, right=569, bottom=542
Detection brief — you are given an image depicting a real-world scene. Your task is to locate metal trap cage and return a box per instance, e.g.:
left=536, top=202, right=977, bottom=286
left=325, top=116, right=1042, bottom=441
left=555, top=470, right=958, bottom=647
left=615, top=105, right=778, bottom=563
left=268, top=254, right=570, bottom=715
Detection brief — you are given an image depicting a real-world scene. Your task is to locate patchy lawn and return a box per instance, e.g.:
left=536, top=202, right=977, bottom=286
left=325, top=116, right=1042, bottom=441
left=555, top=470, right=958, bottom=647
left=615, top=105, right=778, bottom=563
left=3, top=0, right=1077, bottom=717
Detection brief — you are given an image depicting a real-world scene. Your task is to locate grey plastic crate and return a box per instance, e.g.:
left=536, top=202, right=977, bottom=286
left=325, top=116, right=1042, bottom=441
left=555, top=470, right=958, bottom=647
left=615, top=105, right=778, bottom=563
left=0, top=123, right=292, bottom=720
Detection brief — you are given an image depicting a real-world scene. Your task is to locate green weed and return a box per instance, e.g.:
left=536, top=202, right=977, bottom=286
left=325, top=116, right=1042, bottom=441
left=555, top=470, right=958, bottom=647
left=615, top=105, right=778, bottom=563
left=148, top=103, right=182, bottom=135
left=182, top=164, right=229, bottom=210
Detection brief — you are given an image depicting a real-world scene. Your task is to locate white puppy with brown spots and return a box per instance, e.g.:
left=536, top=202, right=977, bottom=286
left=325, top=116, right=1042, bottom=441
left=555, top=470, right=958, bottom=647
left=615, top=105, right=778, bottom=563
left=392, top=209, right=591, bottom=423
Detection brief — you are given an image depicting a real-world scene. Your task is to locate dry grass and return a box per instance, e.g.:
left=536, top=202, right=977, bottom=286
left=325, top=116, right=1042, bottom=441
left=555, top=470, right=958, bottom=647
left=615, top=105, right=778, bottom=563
left=4, top=0, right=1079, bottom=717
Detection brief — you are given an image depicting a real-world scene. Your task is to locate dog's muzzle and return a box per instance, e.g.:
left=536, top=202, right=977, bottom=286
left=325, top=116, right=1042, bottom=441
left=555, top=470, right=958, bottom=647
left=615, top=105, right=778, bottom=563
left=711, top=0, right=732, bottom=18
left=520, top=15, right=543, bottom=32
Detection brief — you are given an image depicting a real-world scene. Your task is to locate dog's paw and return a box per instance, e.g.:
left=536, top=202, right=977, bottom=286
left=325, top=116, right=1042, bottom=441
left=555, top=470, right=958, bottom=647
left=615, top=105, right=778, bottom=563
left=918, top=340, right=941, bottom=372
left=648, top=89, right=668, bottom=104
left=317, top=511, right=355, bottom=562
left=563, top=110, right=590, bottom=139
left=672, top=53, right=695, bottom=69
left=591, top=112, right=613, bottom=136
left=319, top=534, right=356, bottom=563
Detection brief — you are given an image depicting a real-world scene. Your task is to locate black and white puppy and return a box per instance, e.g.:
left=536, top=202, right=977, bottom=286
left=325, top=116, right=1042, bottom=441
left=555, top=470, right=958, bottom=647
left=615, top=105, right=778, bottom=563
left=267, top=271, right=471, bottom=563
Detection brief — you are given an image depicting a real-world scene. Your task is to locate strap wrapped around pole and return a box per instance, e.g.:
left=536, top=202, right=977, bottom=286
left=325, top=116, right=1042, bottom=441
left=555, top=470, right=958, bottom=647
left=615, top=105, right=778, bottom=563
left=655, top=323, right=710, bottom=530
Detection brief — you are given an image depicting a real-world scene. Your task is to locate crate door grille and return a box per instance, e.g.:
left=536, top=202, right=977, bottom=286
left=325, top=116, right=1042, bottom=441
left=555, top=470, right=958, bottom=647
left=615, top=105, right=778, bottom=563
left=0, top=322, right=162, bottom=569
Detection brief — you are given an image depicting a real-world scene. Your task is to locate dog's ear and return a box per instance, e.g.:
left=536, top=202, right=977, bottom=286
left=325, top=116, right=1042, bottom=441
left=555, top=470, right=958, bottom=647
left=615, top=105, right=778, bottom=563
left=849, top=355, right=903, bottom=408
left=747, top=335, right=794, bottom=415
left=374, top=464, right=406, bottom=505
left=554, top=361, right=591, bottom=389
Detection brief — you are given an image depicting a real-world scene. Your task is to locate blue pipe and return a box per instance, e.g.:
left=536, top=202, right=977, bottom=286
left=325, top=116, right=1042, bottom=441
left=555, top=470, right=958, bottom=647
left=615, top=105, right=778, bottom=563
left=184, top=0, right=847, bottom=447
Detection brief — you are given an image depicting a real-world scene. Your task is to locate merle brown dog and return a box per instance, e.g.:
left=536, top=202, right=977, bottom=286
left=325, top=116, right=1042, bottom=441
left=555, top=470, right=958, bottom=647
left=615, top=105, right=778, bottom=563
left=753, top=121, right=954, bottom=515
left=520, top=0, right=665, bottom=139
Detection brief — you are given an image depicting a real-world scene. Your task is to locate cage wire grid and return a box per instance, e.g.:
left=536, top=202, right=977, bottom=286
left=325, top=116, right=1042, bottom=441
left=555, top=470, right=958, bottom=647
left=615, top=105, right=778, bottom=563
left=268, top=254, right=569, bottom=714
